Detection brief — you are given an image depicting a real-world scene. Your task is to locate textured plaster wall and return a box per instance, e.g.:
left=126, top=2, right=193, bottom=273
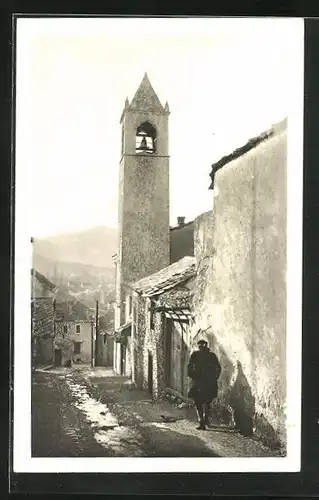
left=192, top=127, right=287, bottom=449
left=120, top=154, right=170, bottom=285
left=69, top=322, right=92, bottom=363
left=54, top=321, right=92, bottom=364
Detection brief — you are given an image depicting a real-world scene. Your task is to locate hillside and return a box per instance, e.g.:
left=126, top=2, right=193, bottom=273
left=33, top=226, right=117, bottom=269
left=32, top=227, right=118, bottom=309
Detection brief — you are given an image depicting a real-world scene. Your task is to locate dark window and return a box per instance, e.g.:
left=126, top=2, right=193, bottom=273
left=76, top=324, right=81, bottom=333
left=74, top=342, right=81, bottom=355
left=150, top=310, right=154, bottom=330
left=63, top=325, right=68, bottom=335
left=135, top=122, right=157, bottom=154
left=129, top=296, right=132, bottom=315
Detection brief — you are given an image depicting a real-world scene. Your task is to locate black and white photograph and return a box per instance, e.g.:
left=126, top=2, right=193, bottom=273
left=13, top=16, right=303, bottom=473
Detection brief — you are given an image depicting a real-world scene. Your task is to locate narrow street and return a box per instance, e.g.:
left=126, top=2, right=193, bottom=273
left=32, top=366, right=278, bottom=458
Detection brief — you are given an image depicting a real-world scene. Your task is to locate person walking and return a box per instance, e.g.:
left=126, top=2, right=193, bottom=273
left=188, top=338, right=221, bottom=430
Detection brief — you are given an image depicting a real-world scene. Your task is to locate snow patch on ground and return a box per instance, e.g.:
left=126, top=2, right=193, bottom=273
left=64, top=376, right=145, bottom=456
left=65, top=378, right=118, bottom=428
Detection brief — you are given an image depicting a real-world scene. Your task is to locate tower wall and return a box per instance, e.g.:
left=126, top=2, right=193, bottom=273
left=118, top=110, right=170, bottom=286
left=114, top=76, right=170, bottom=375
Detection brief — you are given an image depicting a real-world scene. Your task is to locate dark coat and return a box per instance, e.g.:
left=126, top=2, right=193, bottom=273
left=187, top=348, right=221, bottom=403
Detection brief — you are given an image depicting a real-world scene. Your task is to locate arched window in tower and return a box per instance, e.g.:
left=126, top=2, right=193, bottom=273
left=135, top=122, right=157, bottom=154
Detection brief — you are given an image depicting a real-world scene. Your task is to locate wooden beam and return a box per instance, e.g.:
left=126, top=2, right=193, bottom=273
left=165, top=386, right=193, bottom=405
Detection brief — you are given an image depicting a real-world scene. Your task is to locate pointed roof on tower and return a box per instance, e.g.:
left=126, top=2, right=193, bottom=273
left=129, top=73, right=165, bottom=113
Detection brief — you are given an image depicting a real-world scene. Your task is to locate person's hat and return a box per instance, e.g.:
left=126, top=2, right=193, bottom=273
left=197, top=339, right=208, bottom=346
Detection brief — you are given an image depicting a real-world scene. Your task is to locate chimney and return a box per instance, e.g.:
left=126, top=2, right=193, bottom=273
left=177, top=216, right=185, bottom=227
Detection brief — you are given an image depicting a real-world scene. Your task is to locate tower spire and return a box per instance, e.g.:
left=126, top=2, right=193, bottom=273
left=128, top=73, right=164, bottom=113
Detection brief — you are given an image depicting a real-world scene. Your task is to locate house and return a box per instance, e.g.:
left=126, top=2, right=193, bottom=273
left=31, top=269, right=57, bottom=366
left=53, top=299, right=95, bottom=366
left=130, top=256, right=196, bottom=399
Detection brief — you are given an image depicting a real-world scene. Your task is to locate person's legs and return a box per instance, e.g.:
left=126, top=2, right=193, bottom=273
left=203, top=402, right=210, bottom=425
left=194, top=398, right=206, bottom=430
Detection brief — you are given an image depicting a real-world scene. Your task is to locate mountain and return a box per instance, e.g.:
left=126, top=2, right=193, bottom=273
left=33, top=226, right=117, bottom=269
left=32, top=227, right=118, bottom=308
left=32, top=252, right=116, bottom=286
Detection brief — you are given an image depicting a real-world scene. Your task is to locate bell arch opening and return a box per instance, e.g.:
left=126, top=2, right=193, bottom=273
left=135, top=122, right=157, bottom=155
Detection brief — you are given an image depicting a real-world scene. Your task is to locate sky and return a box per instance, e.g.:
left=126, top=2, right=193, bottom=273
left=16, top=17, right=304, bottom=238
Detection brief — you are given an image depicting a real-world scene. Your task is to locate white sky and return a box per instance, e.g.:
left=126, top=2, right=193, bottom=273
left=16, top=17, right=304, bottom=238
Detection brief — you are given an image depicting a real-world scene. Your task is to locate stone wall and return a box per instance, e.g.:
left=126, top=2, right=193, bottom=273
left=133, top=294, right=165, bottom=399
left=192, top=124, right=287, bottom=450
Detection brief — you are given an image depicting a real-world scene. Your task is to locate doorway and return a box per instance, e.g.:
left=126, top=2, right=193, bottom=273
left=120, top=343, right=126, bottom=375
left=148, top=351, right=153, bottom=395
left=54, top=349, right=62, bottom=367
left=165, top=319, right=190, bottom=397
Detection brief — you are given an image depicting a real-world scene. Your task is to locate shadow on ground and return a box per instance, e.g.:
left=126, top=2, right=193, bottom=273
left=32, top=368, right=280, bottom=458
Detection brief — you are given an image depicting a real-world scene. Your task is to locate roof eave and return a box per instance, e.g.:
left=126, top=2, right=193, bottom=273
left=208, top=128, right=275, bottom=190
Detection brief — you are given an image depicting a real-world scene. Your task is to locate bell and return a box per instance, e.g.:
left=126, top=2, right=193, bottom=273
left=139, top=136, right=148, bottom=151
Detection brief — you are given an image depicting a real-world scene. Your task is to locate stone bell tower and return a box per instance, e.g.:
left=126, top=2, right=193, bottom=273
left=115, top=73, right=170, bottom=330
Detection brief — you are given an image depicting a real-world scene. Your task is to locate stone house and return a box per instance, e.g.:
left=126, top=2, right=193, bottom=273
left=113, top=216, right=195, bottom=376
left=191, top=118, right=288, bottom=449
left=31, top=269, right=57, bottom=366
left=130, top=256, right=196, bottom=399
left=53, top=299, right=95, bottom=366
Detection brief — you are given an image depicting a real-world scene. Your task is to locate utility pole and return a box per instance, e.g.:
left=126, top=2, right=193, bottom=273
left=91, top=321, right=94, bottom=367
left=95, top=300, right=99, bottom=366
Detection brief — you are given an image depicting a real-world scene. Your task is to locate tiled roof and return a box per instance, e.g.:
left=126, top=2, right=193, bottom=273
left=132, top=256, right=196, bottom=297
left=155, top=288, right=193, bottom=310
left=31, top=269, right=56, bottom=292
left=32, top=298, right=54, bottom=338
